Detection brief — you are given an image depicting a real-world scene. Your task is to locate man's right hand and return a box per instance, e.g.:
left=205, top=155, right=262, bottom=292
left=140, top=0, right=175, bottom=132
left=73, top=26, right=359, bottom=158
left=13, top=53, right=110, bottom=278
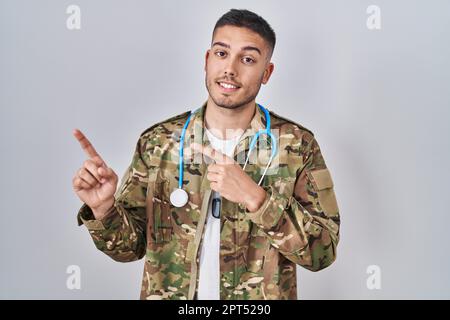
left=72, top=129, right=119, bottom=220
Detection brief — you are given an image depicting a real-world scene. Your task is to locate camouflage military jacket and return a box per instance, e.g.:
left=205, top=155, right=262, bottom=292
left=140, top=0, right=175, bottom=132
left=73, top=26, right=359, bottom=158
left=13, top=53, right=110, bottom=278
left=77, top=102, right=340, bottom=300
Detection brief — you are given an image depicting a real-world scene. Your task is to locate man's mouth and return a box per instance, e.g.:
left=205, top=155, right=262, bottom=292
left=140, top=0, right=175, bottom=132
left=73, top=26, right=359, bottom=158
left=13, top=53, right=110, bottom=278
left=216, top=81, right=240, bottom=93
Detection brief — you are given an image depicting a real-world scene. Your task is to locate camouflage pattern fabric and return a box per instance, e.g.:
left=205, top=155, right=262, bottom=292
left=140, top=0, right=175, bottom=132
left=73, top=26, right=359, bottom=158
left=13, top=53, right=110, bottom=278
left=77, top=101, right=340, bottom=300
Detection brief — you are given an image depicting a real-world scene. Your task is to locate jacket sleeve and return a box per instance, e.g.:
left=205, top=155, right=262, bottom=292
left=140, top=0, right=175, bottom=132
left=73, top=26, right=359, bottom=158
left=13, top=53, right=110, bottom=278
left=246, top=136, right=340, bottom=272
left=77, top=135, right=149, bottom=262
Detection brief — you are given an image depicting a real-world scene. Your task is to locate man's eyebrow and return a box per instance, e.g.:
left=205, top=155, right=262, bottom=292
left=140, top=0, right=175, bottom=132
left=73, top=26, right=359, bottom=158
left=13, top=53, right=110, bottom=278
left=212, top=41, right=261, bottom=56
left=212, top=41, right=230, bottom=49
left=241, top=45, right=261, bottom=56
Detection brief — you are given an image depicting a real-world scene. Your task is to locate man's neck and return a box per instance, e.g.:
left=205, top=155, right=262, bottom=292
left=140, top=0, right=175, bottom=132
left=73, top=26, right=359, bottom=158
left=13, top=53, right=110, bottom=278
left=204, top=97, right=256, bottom=140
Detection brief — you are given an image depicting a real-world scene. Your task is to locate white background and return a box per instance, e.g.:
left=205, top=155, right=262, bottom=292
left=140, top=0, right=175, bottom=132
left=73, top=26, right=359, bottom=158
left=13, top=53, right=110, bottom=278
left=1, top=0, right=449, bottom=299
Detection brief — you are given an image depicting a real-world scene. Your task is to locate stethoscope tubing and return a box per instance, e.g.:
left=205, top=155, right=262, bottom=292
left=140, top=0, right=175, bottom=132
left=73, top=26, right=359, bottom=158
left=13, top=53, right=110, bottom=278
left=173, top=103, right=277, bottom=207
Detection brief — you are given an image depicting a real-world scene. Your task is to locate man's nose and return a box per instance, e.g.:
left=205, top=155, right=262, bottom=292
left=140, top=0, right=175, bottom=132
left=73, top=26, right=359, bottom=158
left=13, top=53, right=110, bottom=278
left=224, top=59, right=238, bottom=77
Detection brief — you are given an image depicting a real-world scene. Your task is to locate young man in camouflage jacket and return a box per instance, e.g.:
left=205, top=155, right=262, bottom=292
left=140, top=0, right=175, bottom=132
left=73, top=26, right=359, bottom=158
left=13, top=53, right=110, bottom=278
left=72, top=9, right=340, bottom=300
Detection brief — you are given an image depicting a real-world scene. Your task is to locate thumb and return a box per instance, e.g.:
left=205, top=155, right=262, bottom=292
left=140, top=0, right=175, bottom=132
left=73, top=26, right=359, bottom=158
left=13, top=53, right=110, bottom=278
left=98, top=166, right=115, bottom=183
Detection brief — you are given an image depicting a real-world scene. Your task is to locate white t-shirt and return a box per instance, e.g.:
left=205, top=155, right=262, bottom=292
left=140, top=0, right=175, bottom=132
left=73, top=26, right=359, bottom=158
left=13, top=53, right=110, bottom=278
left=196, top=127, right=242, bottom=300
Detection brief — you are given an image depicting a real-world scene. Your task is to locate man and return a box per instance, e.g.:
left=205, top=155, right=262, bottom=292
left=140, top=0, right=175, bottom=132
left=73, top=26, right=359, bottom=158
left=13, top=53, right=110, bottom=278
left=72, top=9, right=340, bottom=300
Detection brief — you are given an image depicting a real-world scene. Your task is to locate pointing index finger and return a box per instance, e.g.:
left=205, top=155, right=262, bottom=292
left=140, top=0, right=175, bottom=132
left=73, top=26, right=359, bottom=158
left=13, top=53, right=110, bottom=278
left=191, top=142, right=234, bottom=165
left=73, top=128, right=104, bottom=163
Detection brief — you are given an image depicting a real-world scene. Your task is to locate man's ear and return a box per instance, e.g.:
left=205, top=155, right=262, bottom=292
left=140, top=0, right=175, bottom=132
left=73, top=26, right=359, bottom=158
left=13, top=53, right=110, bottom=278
left=261, top=62, right=275, bottom=85
left=204, top=50, right=210, bottom=72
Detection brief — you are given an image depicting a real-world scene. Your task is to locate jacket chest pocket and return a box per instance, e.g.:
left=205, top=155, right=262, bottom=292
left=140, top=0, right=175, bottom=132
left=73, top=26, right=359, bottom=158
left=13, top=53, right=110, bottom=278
left=149, top=177, right=173, bottom=244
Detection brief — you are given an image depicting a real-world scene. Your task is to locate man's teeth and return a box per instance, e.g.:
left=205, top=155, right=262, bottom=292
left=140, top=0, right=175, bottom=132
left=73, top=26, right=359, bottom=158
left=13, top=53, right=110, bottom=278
left=219, top=82, right=238, bottom=89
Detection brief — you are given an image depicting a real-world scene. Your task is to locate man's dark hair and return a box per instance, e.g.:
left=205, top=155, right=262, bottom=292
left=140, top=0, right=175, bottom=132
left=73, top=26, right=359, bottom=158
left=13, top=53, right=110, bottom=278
left=213, top=9, right=276, bottom=58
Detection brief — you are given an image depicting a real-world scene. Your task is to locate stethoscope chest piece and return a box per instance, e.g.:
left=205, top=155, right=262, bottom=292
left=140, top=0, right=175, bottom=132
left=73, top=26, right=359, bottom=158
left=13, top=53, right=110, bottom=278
left=170, top=188, right=189, bottom=207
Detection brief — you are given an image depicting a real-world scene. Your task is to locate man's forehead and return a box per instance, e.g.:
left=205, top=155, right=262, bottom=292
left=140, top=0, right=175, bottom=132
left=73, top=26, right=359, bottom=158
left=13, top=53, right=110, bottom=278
left=212, top=25, right=266, bottom=50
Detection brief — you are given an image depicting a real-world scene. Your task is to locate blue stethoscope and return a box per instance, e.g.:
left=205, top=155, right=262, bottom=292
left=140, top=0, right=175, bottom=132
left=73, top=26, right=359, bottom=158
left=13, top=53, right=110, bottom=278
left=169, top=103, right=278, bottom=207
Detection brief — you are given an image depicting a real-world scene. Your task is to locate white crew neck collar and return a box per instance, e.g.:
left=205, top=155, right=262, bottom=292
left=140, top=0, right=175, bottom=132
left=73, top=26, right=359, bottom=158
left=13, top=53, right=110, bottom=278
left=205, top=126, right=243, bottom=143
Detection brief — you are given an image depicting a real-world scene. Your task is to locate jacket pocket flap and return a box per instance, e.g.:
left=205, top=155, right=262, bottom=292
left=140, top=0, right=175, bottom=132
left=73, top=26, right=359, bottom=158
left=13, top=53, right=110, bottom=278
left=307, top=168, right=334, bottom=190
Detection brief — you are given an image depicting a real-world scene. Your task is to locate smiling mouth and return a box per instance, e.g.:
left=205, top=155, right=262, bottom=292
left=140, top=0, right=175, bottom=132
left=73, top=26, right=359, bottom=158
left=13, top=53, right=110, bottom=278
left=216, top=81, right=240, bottom=92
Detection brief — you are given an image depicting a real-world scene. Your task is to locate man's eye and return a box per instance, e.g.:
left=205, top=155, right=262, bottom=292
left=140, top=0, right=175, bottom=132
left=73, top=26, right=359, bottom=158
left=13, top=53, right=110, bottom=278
left=215, top=51, right=226, bottom=57
left=243, top=57, right=255, bottom=64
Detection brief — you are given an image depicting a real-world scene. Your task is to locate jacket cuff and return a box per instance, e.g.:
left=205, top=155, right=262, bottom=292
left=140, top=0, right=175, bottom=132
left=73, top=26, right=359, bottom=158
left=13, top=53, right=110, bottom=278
left=245, top=185, right=290, bottom=230
left=77, top=203, right=119, bottom=231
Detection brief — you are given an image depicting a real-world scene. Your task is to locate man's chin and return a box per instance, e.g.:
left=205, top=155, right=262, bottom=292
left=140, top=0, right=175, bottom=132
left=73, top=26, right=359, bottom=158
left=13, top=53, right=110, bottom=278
left=215, top=103, right=242, bottom=110
left=211, top=96, right=243, bottom=110
left=216, top=103, right=238, bottom=109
